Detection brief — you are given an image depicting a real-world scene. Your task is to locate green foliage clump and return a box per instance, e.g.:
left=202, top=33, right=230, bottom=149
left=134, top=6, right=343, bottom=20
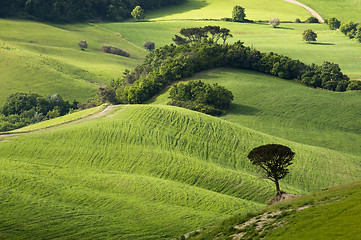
left=328, top=17, right=341, bottom=30
left=269, top=17, right=280, bottom=28
left=0, top=92, right=77, bottom=131
left=78, top=40, right=87, bottom=51
left=302, top=29, right=317, bottom=43
left=168, top=80, right=234, bottom=115
left=305, top=17, right=319, bottom=23
left=232, top=6, right=246, bottom=22
left=131, top=6, right=145, bottom=21
left=340, top=21, right=361, bottom=42
left=144, top=41, right=155, bottom=51
left=101, top=46, right=130, bottom=57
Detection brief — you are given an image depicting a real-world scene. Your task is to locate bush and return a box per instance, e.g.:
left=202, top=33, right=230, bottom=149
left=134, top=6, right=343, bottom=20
left=269, top=18, right=280, bottom=28
left=78, top=40, right=87, bottom=50
left=328, top=17, right=341, bottom=30
left=144, top=41, right=155, bottom=51
left=347, top=81, right=361, bottom=90
left=295, top=18, right=301, bottom=23
left=305, top=17, right=319, bottom=23
left=168, top=80, right=233, bottom=115
left=101, top=46, right=130, bottom=57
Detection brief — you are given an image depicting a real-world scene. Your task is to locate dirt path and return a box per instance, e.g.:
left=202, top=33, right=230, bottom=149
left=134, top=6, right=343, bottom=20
left=0, top=105, right=116, bottom=139
left=284, top=0, right=324, bottom=23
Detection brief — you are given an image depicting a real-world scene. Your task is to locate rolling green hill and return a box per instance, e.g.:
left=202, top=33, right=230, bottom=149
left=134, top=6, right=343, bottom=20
left=1, top=98, right=361, bottom=239
left=0, top=19, right=145, bottom=105
left=1, top=0, right=361, bottom=239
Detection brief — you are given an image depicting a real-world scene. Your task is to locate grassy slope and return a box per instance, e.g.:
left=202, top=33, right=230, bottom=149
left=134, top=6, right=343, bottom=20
left=146, top=0, right=310, bottom=21
left=0, top=19, right=145, bottom=105
left=187, top=181, right=361, bottom=239
left=100, top=21, right=361, bottom=79
left=1, top=103, right=360, bottom=239
left=299, top=0, right=361, bottom=22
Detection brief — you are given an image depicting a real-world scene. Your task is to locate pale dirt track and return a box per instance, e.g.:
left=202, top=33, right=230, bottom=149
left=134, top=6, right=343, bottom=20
left=0, top=105, right=116, bottom=139
left=284, top=0, right=324, bottom=23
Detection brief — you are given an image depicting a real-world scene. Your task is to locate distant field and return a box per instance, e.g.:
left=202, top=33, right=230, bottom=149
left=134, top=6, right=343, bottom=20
left=299, top=0, right=361, bottom=22
left=101, top=21, right=361, bottom=79
left=0, top=19, right=145, bottom=105
left=146, top=0, right=310, bottom=21
left=1, top=104, right=360, bottom=239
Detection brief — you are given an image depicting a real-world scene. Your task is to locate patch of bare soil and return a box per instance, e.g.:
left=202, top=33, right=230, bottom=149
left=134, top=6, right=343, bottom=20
left=268, top=192, right=303, bottom=205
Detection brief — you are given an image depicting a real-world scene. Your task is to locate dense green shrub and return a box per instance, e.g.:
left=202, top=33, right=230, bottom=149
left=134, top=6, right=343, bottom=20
left=328, top=17, right=341, bottom=30
left=305, top=17, right=319, bottom=23
left=168, top=80, right=233, bottom=115
left=101, top=46, right=130, bottom=57
left=0, top=92, right=77, bottom=131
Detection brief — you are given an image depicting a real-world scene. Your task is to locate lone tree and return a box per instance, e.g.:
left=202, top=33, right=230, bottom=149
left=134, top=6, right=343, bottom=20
left=247, top=144, right=295, bottom=196
left=269, top=17, right=280, bottom=28
left=131, top=6, right=145, bottom=21
left=78, top=40, right=87, bottom=51
left=232, top=6, right=246, bottom=22
left=143, top=41, right=155, bottom=51
left=303, top=29, right=317, bottom=43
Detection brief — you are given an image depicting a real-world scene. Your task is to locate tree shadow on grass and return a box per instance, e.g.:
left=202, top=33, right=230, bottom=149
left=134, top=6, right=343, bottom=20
left=275, top=26, right=294, bottom=30
left=229, top=103, right=260, bottom=116
left=310, top=42, right=335, bottom=45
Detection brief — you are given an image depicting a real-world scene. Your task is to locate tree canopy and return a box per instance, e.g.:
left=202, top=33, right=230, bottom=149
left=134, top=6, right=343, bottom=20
left=247, top=144, right=295, bottom=195
left=232, top=6, right=246, bottom=22
left=131, top=6, right=145, bottom=21
left=303, top=29, right=317, bottom=43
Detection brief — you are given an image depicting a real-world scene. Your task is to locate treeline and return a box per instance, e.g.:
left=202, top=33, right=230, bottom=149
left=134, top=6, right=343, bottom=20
left=0, top=0, right=185, bottom=22
left=98, top=26, right=357, bottom=105
left=328, top=17, right=361, bottom=42
left=0, top=92, right=77, bottom=131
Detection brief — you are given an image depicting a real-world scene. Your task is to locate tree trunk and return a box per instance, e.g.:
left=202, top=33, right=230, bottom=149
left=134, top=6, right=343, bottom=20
left=274, top=179, right=282, bottom=196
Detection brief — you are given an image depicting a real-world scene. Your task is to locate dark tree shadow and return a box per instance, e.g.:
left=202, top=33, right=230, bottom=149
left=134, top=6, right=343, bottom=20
left=310, top=42, right=335, bottom=45
left=275, top=26, right=294, bottom=30
left=229, top=103, right=260, bottom=116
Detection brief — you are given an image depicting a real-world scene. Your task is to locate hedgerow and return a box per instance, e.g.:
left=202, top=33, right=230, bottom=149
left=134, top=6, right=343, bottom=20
left=98, top=27, right=356, bottom=105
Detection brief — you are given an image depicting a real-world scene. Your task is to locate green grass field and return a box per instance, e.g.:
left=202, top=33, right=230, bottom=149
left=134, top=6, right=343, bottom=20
left=1, top=102, right=361, bottom=238
left=146, top=0, right=310, bottom=21
left=299, top=0, right=361, bottom=22
left=0, top=19, right=146, bottom=105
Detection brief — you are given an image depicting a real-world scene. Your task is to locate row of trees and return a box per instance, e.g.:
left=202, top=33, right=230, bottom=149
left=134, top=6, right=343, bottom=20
left=96, top=26, right=357, bottom=105
left=327, top=17, right=361, bottom=42
left=0, top=0, right=185, bottom=22
left=168, top=80, right=234, bottom=115
left=0, top=92, right=77, bottom=131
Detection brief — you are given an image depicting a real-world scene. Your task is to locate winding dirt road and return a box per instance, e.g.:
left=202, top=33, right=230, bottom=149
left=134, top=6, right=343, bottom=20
left=0, top=105, right=116, bottom=139
left=285, top=0, right=324, bottom=23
